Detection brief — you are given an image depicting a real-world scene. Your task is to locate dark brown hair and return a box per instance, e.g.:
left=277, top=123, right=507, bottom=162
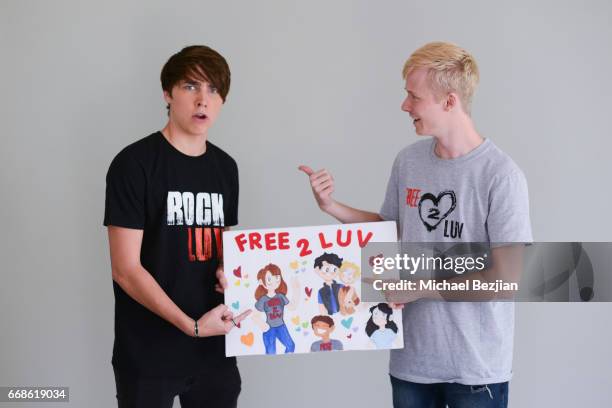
left=311, top=315, right=334, bottom=328
left=365, top=303, right=398, bottom=337
left=160, top=45, right=231, bottom=102
left=254, top=264, right=288, bottom=300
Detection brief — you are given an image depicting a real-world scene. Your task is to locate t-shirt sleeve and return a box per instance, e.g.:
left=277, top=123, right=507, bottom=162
left=103, top=150, right=146, bottom=229
left=254, top=297, right=266, bottom=311
left=486, top=170, right=533, bottom=244
left=379, top=155, right=400, bottom=222
left=279, top=293, right=289, bottom=306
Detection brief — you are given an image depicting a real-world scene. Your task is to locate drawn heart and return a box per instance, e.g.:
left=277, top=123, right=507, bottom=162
left=240, top=332, right=254, bottom=346
left=352, top=326, right=359, bottom=333
left=234, top=280, right=240, bottom=287
left=341, top=317, right=354, bottom=329
left=369, top=253, right=384, bottom=267
left=231, top=301, right=239, bottom=310
left=290, top=261, right=299, bottom=270
left=301, top=261, right=308, bottom=265
left=233, top=266, right=242, bottom=278
left=301, top=322, right=309, bottom=329
left=291, top=316, right=300, bottom=326
left=303, top=331, right=309, bottom=336
left=244, top=282, right=250, bottom=288
left=300, top=268, right=305, bottom=272
left=305, top=287, right=313, bottom=298
left=418, top=191, right=457, bottom=232
left=347, top=333, right=352, bottom=339
left=235, top=321, right=241, bottom=328
left=295, top=327, right=301, bottom=332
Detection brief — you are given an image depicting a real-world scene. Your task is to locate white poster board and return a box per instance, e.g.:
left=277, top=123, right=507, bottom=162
left=223, top=221, right=402, bottom=356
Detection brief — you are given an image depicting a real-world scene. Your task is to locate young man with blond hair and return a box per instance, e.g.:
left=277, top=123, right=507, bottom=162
left=300, top=42, right=531, bottom=407
left=104, top=45, right=250, bottom=408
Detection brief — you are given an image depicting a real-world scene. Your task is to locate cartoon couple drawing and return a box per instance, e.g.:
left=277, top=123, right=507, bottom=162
left=252, top=259, right=395, bottom=354
left=310, top=304, right=398, bottom=352
left=314, top=252, right=361, bottom=316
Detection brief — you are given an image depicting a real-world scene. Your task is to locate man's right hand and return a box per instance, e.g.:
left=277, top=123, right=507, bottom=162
left=298, top=165, right=335, bottom=211
left=195, top=304, right=251, bottom=337
left=297, top=164, right=383, bottom=224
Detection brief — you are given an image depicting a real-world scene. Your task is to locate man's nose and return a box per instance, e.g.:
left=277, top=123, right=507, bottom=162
left=196, top=89, right=208, bottom=107
left=401, top=98, right=411, bottom=113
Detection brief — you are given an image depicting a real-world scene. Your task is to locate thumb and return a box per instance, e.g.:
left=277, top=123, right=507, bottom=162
left=298, top=165, right=314, bottom=176
left=213, top=304, right=229, bottom=315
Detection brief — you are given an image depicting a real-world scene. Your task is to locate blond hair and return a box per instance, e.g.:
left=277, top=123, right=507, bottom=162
left=339, top=261, right=361, bottom=281
left=402, top=42, right=479, bottom=114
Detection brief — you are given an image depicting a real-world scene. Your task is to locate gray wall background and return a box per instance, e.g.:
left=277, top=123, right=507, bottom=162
left=1, top=0, right=611, bottom=407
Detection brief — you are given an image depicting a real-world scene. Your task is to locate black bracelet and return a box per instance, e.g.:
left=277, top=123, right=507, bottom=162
left=194, top=320, right=199, bottom=337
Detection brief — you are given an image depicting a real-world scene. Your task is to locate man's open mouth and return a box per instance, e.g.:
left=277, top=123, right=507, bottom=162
left=194, top=113, right=208, bottom=120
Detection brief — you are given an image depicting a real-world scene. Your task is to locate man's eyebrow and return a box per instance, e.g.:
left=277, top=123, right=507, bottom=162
left=183, top=79, right=201, bottom=86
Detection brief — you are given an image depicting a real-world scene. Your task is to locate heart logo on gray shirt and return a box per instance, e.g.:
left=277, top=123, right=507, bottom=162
left=418, top=191, right=457, bottom=232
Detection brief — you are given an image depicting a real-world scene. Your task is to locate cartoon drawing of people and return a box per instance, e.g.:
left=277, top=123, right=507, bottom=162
left=314, top=252, right=344, bottom=315
left=310, top=315, right=343, bottom=352
left=365, top=303, right=399, bottom=349
left=253, top=263, right=300, bottom=354
left=338, top=261, right=361, bottom=316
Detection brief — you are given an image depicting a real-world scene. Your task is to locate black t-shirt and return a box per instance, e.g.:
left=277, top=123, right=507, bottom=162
left=103, top=131, right=238, bottom=376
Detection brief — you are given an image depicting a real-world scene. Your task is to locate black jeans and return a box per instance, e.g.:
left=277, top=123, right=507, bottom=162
left=114, top=363, right=241, bottom=408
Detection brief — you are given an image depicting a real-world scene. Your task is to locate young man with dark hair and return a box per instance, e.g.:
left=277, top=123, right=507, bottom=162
left=104, top=45, right=250, bottom=408
left=313, top=252, right=344, bottom=315
left=300, top=42, right=531, bottom=407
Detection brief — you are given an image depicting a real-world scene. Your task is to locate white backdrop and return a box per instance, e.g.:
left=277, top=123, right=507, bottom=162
left=1, top=1, right=611, bottom=407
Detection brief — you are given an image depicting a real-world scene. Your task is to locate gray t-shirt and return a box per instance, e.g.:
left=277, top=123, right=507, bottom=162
left=254, top=293, right=289, bottom=328
left=310, top=339, right=344, bottom=352
left=380, top=138, right=532, bottom=385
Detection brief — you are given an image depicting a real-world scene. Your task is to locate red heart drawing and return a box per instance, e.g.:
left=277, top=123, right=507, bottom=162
left=347, top=333, right=352, bottom=339
left=236, top=321, right=241, bottom=328
left=233, top=266, right=242, bottom=278
left=305, top=287, right=313, bottom=297
left=369, top=253, right=383, bottom=267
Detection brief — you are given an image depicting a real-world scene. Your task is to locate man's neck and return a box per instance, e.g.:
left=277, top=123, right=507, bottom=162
left=432, top=116, right=483, bottom=160
left=161, top=122, right=207, bottom=156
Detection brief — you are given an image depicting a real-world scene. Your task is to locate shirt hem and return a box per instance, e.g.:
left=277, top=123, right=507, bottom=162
left=389, top=370, right=513, bottom=386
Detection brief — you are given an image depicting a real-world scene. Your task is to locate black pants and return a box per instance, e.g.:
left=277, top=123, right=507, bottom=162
left=114, top=363, right=241, bottom=408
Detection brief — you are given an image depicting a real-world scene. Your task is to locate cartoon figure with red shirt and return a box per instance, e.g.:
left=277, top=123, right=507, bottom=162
left=253, top=263, right=300, bottom=354
left=310, top=315, right=343, bottom=352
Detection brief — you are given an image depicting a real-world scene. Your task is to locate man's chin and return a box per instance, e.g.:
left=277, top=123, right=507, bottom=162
left=414, top=129, right=431, bottom=137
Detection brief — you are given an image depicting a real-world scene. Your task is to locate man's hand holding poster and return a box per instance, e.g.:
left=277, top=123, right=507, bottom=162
left=223, top=221, right=403, bottom=356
